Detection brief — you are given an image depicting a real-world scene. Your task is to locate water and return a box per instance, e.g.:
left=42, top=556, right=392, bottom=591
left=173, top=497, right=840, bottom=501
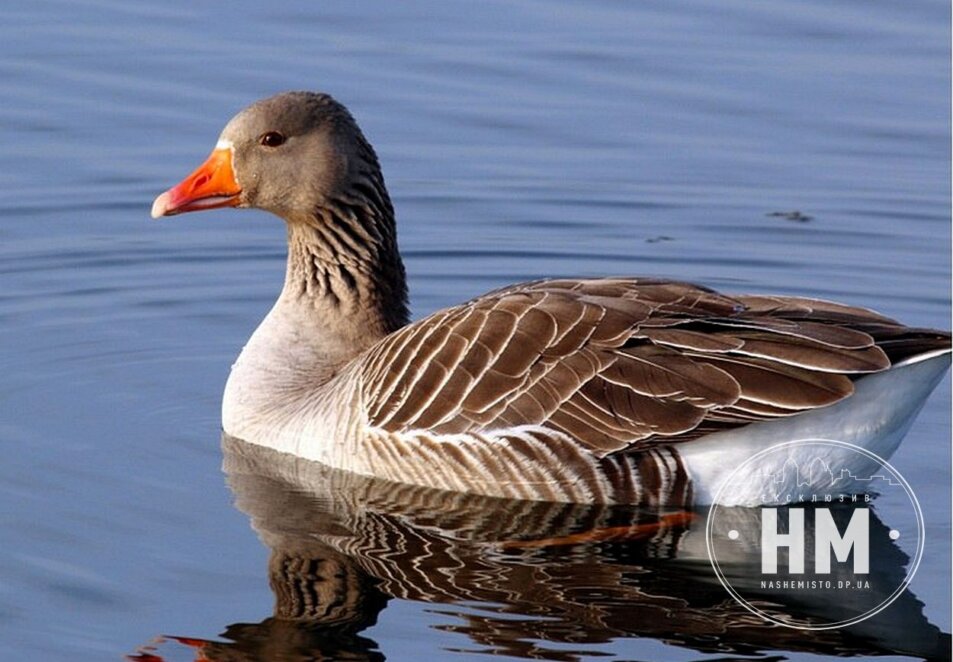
left=0, top=1, right=948, bottom=660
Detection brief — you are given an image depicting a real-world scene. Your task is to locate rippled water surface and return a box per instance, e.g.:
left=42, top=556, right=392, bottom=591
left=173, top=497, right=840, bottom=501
left=1, top=1, right=949, bottom=660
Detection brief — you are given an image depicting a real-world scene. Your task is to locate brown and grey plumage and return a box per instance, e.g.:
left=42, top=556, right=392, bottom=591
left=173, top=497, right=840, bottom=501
left=151, top=91, right=951, bottom=504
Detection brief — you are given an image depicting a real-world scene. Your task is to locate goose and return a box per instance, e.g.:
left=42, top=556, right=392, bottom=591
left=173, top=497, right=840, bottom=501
left=152, top=91, right=951, bottom=505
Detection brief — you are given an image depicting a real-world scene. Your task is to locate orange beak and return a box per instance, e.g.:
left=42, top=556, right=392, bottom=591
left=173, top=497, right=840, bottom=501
left=151, top=147, right=242, bottom=218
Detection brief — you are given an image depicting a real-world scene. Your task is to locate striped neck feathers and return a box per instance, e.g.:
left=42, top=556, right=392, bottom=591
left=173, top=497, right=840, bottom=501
left=281, top=192, right=410, bottom=354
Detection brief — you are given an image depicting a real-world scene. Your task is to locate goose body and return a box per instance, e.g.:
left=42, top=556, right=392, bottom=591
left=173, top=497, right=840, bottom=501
left=153, top=91, right=950, bottom=505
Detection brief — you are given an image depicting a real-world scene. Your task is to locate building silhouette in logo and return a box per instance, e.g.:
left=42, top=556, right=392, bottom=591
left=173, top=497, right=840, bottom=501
left=760, top=456, right=899, bottom=503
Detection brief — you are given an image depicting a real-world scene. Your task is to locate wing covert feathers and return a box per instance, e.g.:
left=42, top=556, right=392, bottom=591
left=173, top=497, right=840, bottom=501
left=359, top=278, right=949, bottom=457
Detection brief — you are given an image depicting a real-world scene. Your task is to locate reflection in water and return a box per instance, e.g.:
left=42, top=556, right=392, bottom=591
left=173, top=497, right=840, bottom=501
left=133, top=436, right=949, bottom=661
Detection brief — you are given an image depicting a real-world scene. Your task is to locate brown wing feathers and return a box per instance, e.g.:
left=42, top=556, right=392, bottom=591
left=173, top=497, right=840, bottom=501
left=360, top=278, right=946, bottom=456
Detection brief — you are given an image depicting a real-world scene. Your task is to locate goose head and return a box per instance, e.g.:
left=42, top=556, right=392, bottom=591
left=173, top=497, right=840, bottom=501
left=151, top=91, right=384, bottom=222
left=151, top=91, right=409, bottom=339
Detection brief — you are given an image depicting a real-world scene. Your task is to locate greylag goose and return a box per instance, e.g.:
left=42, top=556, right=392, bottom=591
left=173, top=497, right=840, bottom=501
left=152, top=91, right=951, bottom=504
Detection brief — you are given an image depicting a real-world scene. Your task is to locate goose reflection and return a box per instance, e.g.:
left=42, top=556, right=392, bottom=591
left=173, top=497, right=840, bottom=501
left=134, top=435, right=949, bottom=661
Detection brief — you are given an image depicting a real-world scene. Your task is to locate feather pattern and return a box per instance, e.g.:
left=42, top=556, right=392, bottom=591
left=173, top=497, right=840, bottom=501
left=356, top=277, right=916, bottom=458
left=300, top=277, right=950, bottom=502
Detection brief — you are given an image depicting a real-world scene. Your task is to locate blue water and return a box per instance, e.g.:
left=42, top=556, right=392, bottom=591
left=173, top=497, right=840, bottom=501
left=0, top=1, right=949, bottom=660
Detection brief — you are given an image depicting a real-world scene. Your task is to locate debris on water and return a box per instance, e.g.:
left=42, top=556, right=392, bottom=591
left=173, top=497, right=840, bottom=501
left=646, top=235, right=674, bottom=243
left=767, top=210, right=813, bottom=222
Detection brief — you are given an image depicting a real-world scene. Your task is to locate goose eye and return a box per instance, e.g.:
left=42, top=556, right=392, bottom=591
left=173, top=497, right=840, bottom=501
left=259, top=131, right=286, bottom=148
